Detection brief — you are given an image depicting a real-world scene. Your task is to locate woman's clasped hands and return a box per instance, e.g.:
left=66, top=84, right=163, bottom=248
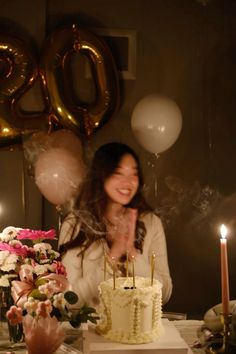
left=107, top=208, right=138, bottom=261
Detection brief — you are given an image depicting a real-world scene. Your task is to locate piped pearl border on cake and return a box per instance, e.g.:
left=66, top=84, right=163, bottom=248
left=96, top=277, right=164, bottom=344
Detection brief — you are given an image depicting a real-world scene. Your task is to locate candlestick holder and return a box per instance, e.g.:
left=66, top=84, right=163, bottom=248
left=206, top=314, right=234, bottom=354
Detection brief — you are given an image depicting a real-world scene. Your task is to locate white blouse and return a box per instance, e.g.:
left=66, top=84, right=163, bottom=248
left=59, top=212, right=172, bottom=308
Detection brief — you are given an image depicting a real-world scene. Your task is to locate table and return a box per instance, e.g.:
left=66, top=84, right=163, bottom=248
left=173, top=320, right=205, bottom=354
left=83, top=319, right=197, bottom=354
left=0, top=319, right=205, bottom=354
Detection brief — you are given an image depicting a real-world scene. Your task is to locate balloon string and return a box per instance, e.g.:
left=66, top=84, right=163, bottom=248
left=83, top=110, right=93, bottom=137
left=154, top=177, right=158, bottom=197
left=154, top=153, right=160, bottom=198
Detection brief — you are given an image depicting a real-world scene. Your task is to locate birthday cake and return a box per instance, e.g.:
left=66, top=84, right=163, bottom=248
left=96, top=276, right=163, bottom=344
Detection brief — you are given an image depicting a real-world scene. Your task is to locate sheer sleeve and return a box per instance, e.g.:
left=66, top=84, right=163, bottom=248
left=58, top=213, right=81, bottom=248
left=61, top=241, right=113, bottom=308
left=134, top=213, right=173, bottom=304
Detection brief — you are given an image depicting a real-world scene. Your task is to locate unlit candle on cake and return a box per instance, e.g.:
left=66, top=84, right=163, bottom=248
left=132, top=255, right=135, bottom=288
left=151, top=252, right=156, bottom=285
left=111, top=256, right=116, bottom=289
left=220, top=224, right=230, bottom=315
left=126, top=250, right=129, bottom=277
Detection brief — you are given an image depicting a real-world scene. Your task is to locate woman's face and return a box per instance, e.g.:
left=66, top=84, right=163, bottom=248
left=104, top=154, right=139, bottom=206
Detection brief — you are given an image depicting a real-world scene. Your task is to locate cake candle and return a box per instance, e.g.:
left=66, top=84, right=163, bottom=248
left=132, top=255, right=135, bottom=288
left=111, top=256, right=116, bottom=290
left=220, top=224, right=230, bottom=315
left=151, top=252, right=156, bottom=285
left=126, top=251, right=129, bottom=277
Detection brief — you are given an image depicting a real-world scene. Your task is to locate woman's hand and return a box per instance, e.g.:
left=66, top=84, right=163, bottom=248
left=108, top=208, right=138, bottom=260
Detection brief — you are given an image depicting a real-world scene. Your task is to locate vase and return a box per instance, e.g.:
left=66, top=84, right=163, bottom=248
left=23, top=315, right=65, bottom=354
left=0, top=286, right=25, bottom=351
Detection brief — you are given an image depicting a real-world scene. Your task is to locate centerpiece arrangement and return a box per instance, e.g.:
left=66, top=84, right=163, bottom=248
left=0, top=226, right=98, bottom=353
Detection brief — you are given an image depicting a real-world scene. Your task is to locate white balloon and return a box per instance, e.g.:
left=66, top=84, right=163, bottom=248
left=131, top=94, right=182, bottom=154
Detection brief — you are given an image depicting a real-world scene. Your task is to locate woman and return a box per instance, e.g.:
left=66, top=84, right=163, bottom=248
left=59, top=142, right=172, bottom=308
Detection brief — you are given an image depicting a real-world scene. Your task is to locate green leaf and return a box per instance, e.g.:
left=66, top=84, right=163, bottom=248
left=67, top=303, right=98, bottom=328
left=80, top=305, right=97, bottom=314
left=28, top=289, right=47, bottom=301
left=51, top=307, right=62, bottom=320
left=87, top=315, right=100, bottom=324
left=35, top=278, right=47, bottom=287
left=69, top=320, right=81, bottom=328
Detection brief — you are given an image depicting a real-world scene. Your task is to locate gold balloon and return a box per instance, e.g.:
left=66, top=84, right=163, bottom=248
left=40, top=24, right=120, bottom=136
left=0, top=116, right=22, bottom=148
left=0, top=34, right=49, bottom=149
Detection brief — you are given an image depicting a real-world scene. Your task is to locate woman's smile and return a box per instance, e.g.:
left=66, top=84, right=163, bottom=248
left=104, top=154, right=139, bottom=206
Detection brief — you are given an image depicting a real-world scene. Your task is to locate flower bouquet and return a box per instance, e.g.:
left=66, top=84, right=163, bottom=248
left=0, top=226, right=98, bottom=353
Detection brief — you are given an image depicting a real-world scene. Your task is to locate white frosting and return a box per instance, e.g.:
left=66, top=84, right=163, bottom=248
left=96, top=276, right=164, bottom=344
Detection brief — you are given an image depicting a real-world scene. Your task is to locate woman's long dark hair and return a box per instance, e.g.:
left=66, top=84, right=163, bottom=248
left=60, top=142, right=152, bottom=256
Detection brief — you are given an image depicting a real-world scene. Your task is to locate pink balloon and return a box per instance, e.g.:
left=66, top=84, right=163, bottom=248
left=48, top=129, right=82, bottom=158
left=35, top=148, right=84, bottom=205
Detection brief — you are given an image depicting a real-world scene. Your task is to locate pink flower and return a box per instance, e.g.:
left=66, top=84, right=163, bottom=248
left=0, top=242, right=29, bottom=257
left=17, top=229, right=56, bottom=241
left=40, top=274, right=68, bottom=293
left=6, top=306, right=23, bottom=325
left=38, top=282, right=56, bottom=297
left=51, top=261, right=67, bottom=276
left=36, top=300, right=53, bottom=318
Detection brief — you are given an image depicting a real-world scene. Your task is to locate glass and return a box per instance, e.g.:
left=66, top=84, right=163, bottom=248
left=0, top=286, right=25, bottom=351
left=162, top=312, right=187, bottom=321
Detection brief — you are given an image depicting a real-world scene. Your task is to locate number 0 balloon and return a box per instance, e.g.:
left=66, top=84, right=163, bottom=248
left=131, top=94, right=182, bottom=154
left=40, top=24, right=120, bottom=137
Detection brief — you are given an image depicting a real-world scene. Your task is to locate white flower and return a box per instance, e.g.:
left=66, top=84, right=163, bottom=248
left=20, top=263, right=34, bottom=274
left=0, top=226, right=22, bottom=242
left=0, top=251, right=18, bottom=272
left=33, top=242, right=52, bottom=253
left=53, top=293, right=66, bottom=310
left=0, top=274, right=11, bottom=286
left=24, top=297, right=39, bottom=315
left=51, top=251, right=60, bottom=259
left=9, top=239, right=23, bottom=246
left=33, top=264, right=48, bottom=275
left=40, top=258, right=52, bottom=265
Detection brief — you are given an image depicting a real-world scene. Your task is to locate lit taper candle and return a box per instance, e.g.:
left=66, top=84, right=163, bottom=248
left=220, top=224, right=230, bottom=315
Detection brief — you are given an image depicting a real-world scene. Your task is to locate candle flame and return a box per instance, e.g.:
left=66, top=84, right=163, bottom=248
left=220, top=224, right=228, bottom=239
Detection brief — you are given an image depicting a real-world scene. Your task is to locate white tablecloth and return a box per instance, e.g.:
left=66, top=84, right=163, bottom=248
left=173, top=320, right=205, bottom=354
left=0, top=320, right=205, bottom=354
